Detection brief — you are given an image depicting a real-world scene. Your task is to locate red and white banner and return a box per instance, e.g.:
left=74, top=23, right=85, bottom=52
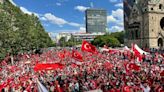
left=132, top=44, right=149, bottom=61
left=125, top=63, right=140, bottom=73
left=34, top=63, right=64, bottom=71
left=81, top=40, right=98, bottom=54
left=72, top=50, right=83, bottom=61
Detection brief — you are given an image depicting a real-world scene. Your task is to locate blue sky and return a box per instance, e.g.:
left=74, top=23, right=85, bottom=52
left=10, top=0, right=124, bottom=35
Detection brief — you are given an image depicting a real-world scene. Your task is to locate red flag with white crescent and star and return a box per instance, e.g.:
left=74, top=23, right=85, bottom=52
left=81, top=40, right=98, bottom=54
left=125, top=63, right=140, bottom=73
left=122, top=85, right=131, bottom=92
left=131, top=44, right=142, bottom=61
left=58, top=52, right=65, bottom=59
left=72, top=50, right=83, bottom=61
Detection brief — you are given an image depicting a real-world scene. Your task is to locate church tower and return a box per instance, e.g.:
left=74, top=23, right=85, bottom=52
left=124, top=0, right=164, bottom=49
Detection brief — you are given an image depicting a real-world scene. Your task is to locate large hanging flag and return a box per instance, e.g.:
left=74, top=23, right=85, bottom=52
left=131, top=44, right=148, bottom=61
left=81, top=40, right=97, bottom=54
left=72, top=50, right=83, bottom=61
left=34, top=63, right=64, bottom=71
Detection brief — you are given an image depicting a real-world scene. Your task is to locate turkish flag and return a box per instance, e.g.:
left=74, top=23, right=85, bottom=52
left=122, top=86, right=131, bottom=92
left=129, top=63, right=140, bottom=71
left=124, top=63, right=131, bottom=73
left=160, top=70, right=164, bottom=76
left=104, top=62, right=113, bottom=70
left=0, top=82, right=8, bottom=91
left=81, top=40, right=97, bottom=54
left=34, top=63, right=64, bottom=71
left=63, top=49, right=71, bottom=57
left=131, top=44, right=142, bottom=61
left=72, top=50, right=83, bottom=61
left=58, top=52, right=65, bottom=59
left=125, top=63, right=140, bottom=73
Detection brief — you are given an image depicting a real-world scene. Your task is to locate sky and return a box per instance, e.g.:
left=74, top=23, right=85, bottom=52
left=10, top=0, right=124, bottom=36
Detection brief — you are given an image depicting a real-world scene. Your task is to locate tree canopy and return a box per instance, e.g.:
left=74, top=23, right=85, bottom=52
left=110, top=31, right=124, bottom=44
left=91, top=35, right=120, bottom=47
left=0, top=0, right=54, bottom=60
left=91, top=31, right=124, bottom=47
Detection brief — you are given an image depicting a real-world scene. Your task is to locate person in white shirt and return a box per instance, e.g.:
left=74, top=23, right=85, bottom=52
left=140, top=83, right=151, bottom=92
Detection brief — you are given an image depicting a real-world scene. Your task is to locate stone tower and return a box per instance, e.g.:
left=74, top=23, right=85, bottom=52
left=124, top=0, right=164, bottom=49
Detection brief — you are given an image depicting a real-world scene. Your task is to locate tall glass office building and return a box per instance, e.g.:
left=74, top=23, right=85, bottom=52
left=85, top=9, right=107, bottom=33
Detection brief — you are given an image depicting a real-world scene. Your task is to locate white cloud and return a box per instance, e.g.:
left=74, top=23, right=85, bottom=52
left=109, top=0, right=117, bottom=3
left=115, top=3, right=123, bottom=8
left=44, top=13, right=67, bottom=26
left=79, top=27, right=86, bottom=33
left=43, top=13, right=81, bottom=27
left=107, top=8, right=123, bottom=27
left=56, top=3, right=61, bottom=6
left=48, top=32, right=57, bottom=38
left=108, top=8, right=124, bottom=32
left=20, top=7, right=39, bottom=17
left=54, top=26, right=86, bottom=33
left=20, top=7, right=33, bottom=15
left=9, top=0, right=17, bottom=6
left=40, top=17, right=47, bottom=21
left=68, top=22, right=81, bottom=27
left=109, top=26, right=123, bottom=32
left=112, top=8, right=123, bottom=20
left=107, top=15, right=117, bottom=23
left=74, top=6, right=90, bottom=12
left=117, top=22, right=124, bottom=26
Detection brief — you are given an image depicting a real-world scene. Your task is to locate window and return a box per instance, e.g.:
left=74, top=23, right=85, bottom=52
left=133, top=0, right=136, bottom=2
left=151, top=8, right=153, bottom=10
left=159, top=4, right=162, bottom=9
left=136, top=30, right=139, bottom=39
left=160, top=17, right=164, bottom=30
left=131, top=31, right=134, bottom=40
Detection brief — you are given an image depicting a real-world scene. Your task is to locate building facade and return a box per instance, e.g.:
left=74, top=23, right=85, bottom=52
left=85, top=9, right=107, bottom=33
left=124, top=0, right=164, bottom=48
left=72, top=32, right=105, bottom=41
left=56, top=32, right=105, bottom=43
left=56, top=32, right=72, bottom=43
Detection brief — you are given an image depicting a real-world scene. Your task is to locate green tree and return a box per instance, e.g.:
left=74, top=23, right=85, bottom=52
left=58, top=37, right=66, bottom=47
left=92, top=35, right=120, bottom=47
left=0, top=0, right=54, bottom=60
left=110, top=31, right=125, bottom=44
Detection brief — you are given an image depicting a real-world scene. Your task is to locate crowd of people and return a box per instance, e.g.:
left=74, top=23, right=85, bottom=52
left=0, top=43, right=164, bottom=92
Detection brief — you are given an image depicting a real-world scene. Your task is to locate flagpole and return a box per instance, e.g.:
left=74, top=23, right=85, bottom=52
left=37, top=79, right=49, bottom=92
